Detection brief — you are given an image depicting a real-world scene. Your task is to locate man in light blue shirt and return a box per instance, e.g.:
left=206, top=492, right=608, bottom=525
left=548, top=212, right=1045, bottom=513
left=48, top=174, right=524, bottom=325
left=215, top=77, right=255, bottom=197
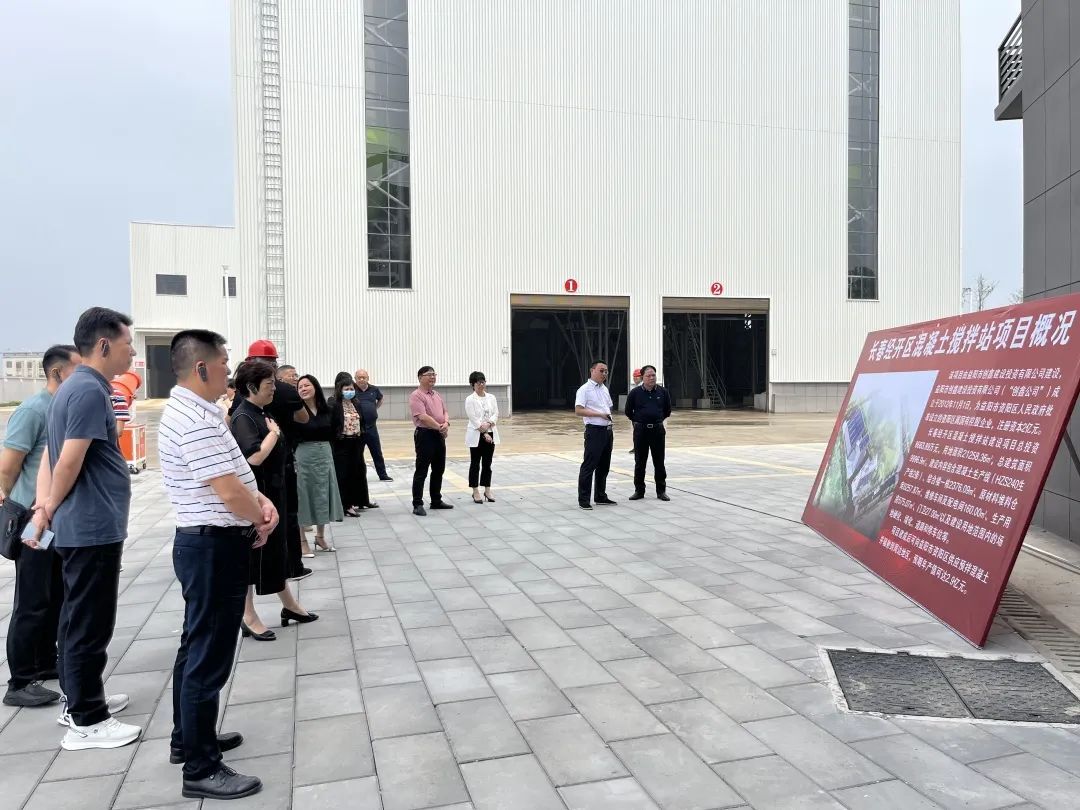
left=0, top=345, right=80, bottom=708
left=574, top=360, right=617, bottom=509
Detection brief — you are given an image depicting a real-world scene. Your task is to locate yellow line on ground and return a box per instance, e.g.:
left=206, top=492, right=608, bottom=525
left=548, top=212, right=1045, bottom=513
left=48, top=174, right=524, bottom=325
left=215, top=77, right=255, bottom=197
left=486, top=471, right=814, bottom=493
left=681, top=448, right=818, bottom=474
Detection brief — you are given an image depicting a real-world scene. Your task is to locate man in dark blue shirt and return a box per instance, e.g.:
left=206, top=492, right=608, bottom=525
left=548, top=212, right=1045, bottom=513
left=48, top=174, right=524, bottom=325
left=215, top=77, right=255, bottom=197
left=354, top=369, right=392, bottom=481
left=30, top=307, right=142, bottom=750
left=623, top=365, right=672, bottom=501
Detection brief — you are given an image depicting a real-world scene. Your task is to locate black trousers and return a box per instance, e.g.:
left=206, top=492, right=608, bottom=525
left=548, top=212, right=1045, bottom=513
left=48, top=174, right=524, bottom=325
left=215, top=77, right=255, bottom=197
left=56, top=543, right=123, bottom=727
left=333, top=437, right=371, bottom=508
left=7, top=545, right=63, bottom=689
left=413, top=429, right=446, bottom=506
left=284, top=453, right=303, bottom=575
left=363, top=425, right=389, bottom=478
left=578, top=425, right=614, bottom=504
left=633, top=423, right=667, bottom=494
left=171, top=529, right=251, bottom=780
left=468, top=438, right=496, bottom=488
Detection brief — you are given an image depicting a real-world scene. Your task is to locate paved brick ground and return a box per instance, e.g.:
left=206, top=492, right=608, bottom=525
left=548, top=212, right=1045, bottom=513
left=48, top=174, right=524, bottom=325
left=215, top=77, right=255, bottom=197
left=0, top=443, right=1078, bottom=809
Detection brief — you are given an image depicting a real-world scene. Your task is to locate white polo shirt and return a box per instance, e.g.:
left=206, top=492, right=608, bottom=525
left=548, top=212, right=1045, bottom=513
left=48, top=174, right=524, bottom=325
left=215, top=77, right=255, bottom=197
left=159, top=385, right=258, bottom=528
left=575, top=380, right=614, bottom=426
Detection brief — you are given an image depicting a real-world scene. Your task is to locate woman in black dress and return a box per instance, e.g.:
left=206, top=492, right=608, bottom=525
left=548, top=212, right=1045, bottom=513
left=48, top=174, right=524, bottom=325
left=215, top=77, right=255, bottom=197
left=327, top=371, right=378, bottom=517
left=230, top=361, right=318, bottom=640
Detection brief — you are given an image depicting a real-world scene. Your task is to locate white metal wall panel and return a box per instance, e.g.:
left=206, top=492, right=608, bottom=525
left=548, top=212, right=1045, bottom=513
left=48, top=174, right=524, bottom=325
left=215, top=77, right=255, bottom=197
left=137, top=0, right=961, bottom=394
left=232, top=0, right=264, bottom=359
left=129, top=222, right=238, bottom=335
left=277, top=0, right=368, bottom=382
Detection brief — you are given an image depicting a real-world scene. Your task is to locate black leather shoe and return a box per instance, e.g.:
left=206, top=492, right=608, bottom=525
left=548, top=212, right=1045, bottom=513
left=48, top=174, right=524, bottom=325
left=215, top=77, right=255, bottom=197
left=362, top=502, right=380, bottom=509
left=241, top=623, right=276, bottom=641
left=430, top=501, right=454, bottom=510
left=579, top=502, right=593, bottom=510
left=628, top=492, right=645, bottom=501
left=594, top=496, right=618, bottom=505
left=413, top=505, right=427, bottom=516
left=657, top=492, right=671, bottom=501
left=281, top=608, right=319, bottom=627
left=379, top=475, right=394, bottom=481
left=170, top=732, right=244, bottom=764
left=4, top=682, right=60, bottom=707
left=182, top=764, right=262, bottom=800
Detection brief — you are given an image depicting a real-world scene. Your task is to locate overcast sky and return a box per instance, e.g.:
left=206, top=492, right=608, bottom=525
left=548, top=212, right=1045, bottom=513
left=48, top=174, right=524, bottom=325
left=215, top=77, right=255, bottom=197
left=0, top=1, right=1022, bottom=351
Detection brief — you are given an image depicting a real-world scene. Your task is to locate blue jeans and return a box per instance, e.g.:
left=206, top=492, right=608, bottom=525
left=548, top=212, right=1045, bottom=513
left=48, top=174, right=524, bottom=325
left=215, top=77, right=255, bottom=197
left=170, top=529, right=251, bottom=779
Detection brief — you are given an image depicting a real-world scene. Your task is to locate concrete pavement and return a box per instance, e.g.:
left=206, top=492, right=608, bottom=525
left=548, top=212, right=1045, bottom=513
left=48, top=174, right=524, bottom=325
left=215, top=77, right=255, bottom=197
left=0, top=442, right=1078, bottom=808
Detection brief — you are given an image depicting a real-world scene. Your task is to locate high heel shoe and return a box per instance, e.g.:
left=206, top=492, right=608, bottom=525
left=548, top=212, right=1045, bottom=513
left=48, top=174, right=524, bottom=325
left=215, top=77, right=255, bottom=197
left=281, top=608, right=320, bottom=627
left=484, top=493, right=495, bottom=502
left=472, top=495, right=484, bottom=504
left=315, top=537, right=336, bottom=553
left=241, top=623, right=276, bottom=641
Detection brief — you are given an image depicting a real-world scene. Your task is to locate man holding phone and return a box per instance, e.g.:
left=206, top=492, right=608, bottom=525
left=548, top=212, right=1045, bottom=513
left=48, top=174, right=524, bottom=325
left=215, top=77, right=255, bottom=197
left=158, top=329, right=277, bottom=800
left=575, top=360, right=618, bottom=509
left=0, top=345, right=80, bottom=708
left=30, top=307, right=140, bottom=750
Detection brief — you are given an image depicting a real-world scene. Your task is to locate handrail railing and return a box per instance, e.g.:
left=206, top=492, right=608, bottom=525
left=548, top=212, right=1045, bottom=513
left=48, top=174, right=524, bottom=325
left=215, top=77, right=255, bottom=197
left=999, top=14, right=1022, bottom=101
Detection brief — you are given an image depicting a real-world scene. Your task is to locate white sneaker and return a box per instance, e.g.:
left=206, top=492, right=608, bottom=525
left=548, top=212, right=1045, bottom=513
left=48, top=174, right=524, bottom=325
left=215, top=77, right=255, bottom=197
left=56, top=693, right=130, bottom=727
left=61, top=716, right=141, bottom=750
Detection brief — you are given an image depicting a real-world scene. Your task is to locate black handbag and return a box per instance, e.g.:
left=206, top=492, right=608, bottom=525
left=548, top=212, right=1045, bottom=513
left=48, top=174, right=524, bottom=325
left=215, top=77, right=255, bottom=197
left=0, top=497, right=30, bottom=561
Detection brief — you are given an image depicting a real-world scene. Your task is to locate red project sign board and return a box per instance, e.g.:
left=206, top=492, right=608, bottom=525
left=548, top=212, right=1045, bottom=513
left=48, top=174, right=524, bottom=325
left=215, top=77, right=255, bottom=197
left=803, top=295, right=1080, bottom=646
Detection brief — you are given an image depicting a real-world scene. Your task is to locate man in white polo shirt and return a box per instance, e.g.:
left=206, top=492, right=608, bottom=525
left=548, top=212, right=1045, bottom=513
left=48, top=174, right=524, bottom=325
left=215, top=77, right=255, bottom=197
left=575, top=360, right=618, bottom=510
left=158, top=329, right=278, bottom=801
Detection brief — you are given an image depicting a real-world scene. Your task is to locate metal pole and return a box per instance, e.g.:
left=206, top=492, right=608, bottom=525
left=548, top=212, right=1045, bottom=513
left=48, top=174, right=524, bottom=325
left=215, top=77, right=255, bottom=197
left=222, top=264, right=232, bottom=360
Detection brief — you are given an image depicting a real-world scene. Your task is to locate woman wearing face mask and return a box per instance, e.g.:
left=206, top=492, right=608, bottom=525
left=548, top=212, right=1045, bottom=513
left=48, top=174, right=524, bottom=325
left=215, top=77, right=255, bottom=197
left=294, top=374, right=343, bottom=552
left=230, top=361, right=318, bottom=640
left=328, top=371, right=377, bottom=517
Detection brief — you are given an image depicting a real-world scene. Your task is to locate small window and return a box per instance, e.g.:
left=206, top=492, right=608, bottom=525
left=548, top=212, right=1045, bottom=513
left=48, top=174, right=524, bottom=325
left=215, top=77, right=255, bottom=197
left=156, top=274, right=188, bottom=296
left=223, top=276, right=237, bottom=297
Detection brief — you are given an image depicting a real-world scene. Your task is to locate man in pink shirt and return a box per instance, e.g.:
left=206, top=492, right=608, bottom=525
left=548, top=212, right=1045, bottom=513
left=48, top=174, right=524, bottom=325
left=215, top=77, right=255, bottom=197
left=409, top=366, right=453, bottom=516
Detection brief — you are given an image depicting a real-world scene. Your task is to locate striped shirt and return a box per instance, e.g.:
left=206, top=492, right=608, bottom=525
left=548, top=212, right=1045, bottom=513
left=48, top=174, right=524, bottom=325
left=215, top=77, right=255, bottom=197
left=159, top=385, right=258, bottom=528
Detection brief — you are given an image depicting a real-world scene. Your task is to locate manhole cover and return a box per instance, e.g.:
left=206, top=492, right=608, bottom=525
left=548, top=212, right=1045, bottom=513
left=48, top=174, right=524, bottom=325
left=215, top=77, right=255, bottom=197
left=826, top=649, right=1080, bottom=724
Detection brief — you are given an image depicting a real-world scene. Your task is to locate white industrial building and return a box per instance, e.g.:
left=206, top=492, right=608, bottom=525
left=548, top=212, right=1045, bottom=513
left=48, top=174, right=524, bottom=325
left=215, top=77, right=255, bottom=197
left=130, top=0, right=960, bottom=417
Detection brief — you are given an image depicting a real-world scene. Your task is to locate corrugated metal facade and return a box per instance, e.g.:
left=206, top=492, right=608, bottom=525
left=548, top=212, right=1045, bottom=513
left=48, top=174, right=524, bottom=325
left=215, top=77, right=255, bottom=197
left=129, top=222, right=239, bottom=334
left=133, top=0, right=961, bottom=404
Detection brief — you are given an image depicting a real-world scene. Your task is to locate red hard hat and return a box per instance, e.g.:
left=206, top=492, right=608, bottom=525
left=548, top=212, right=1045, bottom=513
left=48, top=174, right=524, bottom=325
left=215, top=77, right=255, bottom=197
left=247, top=339, right=279, bottom=360
left=633, top=368, right=642, bottom=377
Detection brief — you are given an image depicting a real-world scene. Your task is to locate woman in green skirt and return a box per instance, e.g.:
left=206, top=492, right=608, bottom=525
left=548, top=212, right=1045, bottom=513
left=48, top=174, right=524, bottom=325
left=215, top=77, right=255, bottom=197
left=295, top=374, right=344, bottom=551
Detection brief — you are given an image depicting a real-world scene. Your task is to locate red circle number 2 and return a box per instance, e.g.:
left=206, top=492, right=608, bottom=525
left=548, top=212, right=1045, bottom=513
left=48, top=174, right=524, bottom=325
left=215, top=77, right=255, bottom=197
left=564, top=278, right=579, bottom=293
left=710, top=282, right=724, bottom=296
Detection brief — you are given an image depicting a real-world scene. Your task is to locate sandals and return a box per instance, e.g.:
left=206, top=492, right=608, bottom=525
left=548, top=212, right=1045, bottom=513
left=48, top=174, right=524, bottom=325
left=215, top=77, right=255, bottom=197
left=315, top=536, right=336, bottom=553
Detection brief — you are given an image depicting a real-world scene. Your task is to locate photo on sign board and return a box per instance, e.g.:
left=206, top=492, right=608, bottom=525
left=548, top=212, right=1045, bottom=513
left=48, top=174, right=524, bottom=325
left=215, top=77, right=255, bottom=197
left=813, top=370, right=938, bottom=542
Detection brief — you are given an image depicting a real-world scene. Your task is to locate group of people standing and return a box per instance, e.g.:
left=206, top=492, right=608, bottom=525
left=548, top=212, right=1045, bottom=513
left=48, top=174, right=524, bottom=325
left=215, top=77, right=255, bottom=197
left=0, top=311, right=667, bottom=803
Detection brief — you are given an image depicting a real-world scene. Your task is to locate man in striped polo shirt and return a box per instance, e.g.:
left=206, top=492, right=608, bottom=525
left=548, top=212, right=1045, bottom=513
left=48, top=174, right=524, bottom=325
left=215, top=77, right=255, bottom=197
left=159, top=329, right=278, bottom=801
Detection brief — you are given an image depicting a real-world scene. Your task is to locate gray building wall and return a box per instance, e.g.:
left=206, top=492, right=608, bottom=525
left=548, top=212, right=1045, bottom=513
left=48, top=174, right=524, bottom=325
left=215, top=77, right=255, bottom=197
left=1019, top=0, right=1080, bottom=542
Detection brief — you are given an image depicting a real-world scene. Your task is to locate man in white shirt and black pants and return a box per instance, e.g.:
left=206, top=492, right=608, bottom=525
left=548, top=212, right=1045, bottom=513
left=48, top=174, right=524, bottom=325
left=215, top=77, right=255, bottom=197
left=158, top=329, right=278, bottom=801
left=575, top=360, right=617, bottom=510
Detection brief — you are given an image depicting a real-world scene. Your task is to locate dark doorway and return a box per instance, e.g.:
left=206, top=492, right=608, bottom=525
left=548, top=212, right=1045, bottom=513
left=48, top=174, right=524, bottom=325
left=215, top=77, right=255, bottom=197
left=511, top=308, right=629, bottom=410
left=146, top=343, right=176, bottom=399
left=662, top=312, right=767, bottom=408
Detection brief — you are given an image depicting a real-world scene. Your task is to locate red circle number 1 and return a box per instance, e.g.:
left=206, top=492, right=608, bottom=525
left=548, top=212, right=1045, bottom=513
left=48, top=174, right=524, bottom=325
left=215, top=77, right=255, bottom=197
left=564, top=278, right=579, bottom=293
left=710, top=282, right=724, bottom=296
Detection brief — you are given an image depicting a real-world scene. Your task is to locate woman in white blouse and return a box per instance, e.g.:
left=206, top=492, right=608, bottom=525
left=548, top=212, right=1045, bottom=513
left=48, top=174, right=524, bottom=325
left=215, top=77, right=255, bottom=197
left=465, top=371, right=500, bottom=503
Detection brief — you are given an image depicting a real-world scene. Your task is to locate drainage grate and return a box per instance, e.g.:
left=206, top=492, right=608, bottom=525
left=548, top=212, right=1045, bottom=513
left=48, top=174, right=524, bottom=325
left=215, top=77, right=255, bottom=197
left=827, top=649, right=1080, bottom=724
left=997, top=587, right=1080, bottom=675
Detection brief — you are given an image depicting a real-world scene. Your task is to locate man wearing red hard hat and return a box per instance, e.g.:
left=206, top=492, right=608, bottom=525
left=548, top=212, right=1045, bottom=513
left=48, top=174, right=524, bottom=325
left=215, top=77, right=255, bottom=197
left=238, top=340, right=312, bottom=581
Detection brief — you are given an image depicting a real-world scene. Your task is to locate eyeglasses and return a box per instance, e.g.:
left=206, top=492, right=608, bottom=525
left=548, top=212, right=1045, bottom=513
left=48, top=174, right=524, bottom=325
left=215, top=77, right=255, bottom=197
left=475, top=380, right=486, bottom=385
left=422, top=372, right=437, bottom=377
